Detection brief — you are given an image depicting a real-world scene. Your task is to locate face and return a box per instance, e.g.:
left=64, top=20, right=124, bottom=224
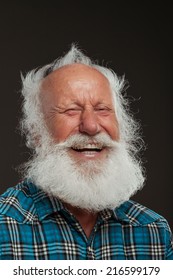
left=40, top=64, right=119, bottom=162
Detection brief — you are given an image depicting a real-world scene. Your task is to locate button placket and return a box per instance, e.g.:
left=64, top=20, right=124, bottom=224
left=87, top=245, right=95, bottom=260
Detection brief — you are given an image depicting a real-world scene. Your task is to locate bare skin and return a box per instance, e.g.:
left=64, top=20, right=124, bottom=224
left=40, top=63, right=120, bottom=238
left=64, top=203, right=98, bottom=238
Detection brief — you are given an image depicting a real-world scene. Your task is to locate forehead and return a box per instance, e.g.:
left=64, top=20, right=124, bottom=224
left=40, top=63, right=113, bottom=103
left=42, top=63, right=109, bottom=86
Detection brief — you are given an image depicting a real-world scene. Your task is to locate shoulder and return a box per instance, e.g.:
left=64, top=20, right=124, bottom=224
left=115, top=200, right=173, bottom=259
left=116, top=200, right=171, bottom=229
left=0, top=180, right=38, bottom=223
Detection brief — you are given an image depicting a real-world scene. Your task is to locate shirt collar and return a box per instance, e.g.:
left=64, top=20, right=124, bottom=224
left=26, top=180, right=161, bottom=226
left=26, top=179, right=65, bottom=221
left=27, top=180, right=114, bottom=222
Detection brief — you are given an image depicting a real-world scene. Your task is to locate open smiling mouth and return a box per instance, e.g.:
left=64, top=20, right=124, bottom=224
left=70, top=144, right=106, bottom=157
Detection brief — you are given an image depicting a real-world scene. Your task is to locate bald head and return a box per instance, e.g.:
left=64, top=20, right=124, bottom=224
left=41, top=63, right=112, bottom=100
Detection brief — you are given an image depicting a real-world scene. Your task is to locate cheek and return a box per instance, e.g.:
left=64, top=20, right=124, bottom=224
left=107, top=124, right=119, bottom=140
left=101, top=117, right=119, bottom=140
left=110, top=124, right=120, bottom=140
left=47, top=116, right=80, bottom=142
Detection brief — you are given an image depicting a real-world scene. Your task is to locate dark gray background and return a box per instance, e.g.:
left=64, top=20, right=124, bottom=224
left=0, top=2, right=172, bottom=230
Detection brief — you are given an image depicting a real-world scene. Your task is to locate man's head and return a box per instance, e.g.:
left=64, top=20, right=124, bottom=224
left=20, top=44, right=145, bottom=211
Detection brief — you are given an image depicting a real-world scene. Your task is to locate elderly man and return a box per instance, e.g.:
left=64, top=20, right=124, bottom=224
left=0, top=44, right=173, bottom=260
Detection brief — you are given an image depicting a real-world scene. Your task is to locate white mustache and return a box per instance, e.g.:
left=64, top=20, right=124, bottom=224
left=57, top=133, right=118, bottom=150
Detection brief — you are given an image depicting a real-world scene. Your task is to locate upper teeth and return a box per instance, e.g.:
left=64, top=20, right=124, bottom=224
left=73, top=144, right=103, bottom=150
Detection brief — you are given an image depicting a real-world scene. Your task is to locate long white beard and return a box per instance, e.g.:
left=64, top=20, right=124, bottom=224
left=25, top=134, right=145, bottom=212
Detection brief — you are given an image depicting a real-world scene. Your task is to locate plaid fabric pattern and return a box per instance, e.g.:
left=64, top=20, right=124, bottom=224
left=0, top=179, right=173, bottom=260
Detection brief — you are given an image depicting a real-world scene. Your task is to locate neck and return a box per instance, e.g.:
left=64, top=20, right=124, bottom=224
left=64, top=203, right=98, bottom=238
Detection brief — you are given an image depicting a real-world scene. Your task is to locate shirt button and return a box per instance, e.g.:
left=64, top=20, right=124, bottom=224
left=87, top=246, right=95, bottom=260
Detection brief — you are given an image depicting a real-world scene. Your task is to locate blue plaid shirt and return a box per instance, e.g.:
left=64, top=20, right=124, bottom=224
left=0, top=179, right=173, bottom=260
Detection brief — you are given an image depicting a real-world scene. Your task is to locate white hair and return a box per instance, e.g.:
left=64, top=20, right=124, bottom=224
left=20, top=43, right=143, bottom=157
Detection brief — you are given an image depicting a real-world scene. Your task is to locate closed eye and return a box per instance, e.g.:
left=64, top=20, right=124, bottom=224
left=64, top=108, right=82, bottom=116
left=95, top=107, right=113, bottom=116
left=48, top=106, right=82, bottom=118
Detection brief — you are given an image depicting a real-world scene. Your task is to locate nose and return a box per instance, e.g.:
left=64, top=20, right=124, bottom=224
left=79, top=108, right=101, bottom=136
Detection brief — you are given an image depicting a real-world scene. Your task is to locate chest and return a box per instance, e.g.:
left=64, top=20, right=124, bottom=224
left=1, top=215, right=166, bottom=260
